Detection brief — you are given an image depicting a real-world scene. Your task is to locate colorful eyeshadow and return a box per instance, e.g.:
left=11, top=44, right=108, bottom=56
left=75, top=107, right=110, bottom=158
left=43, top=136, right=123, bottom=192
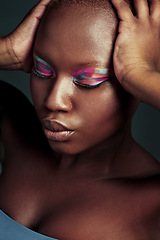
left=72, top=68, right=113, bottom=88
left=33, top=54, right=55, bottom=78
left=33, top=54, right=113, bottom=88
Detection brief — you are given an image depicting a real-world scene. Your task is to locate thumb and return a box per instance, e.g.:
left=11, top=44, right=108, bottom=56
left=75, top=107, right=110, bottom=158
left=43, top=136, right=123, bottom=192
left=8, top=0, right=52, bottom=72
left=15, top=0, right=52, bottom=38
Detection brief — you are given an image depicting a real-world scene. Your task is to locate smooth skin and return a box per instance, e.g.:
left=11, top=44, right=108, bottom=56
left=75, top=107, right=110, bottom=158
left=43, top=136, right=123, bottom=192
left=31, top=3, right=130, bottom=156
left=0, top=1, right=160, bottom=240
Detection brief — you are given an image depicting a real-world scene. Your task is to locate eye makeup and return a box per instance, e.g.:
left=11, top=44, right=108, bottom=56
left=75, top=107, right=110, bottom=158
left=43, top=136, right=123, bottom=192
left=33, top=54, right=113, bottom=88
left=72, top=67, right=113, bottom=88
left=33, top=54, right=55, bottom=78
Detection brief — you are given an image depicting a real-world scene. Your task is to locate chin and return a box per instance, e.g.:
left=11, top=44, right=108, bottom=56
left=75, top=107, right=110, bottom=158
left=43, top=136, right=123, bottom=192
left=48, top=140, right=83, bottom=155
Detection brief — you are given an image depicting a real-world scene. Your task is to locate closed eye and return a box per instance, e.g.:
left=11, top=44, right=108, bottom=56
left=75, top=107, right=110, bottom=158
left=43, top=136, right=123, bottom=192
left=33, top=54, right=55, bottom=79
left=72, top=67, right=113, bottom=88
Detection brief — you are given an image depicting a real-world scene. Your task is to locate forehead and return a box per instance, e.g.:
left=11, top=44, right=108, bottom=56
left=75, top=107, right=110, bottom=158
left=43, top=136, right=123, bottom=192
left=35, top=4, right=117, bottom=67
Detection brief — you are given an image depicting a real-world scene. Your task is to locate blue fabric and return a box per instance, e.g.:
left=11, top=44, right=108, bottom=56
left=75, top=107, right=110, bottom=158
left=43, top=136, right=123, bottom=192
left=0, top=209, right=59, bottom=240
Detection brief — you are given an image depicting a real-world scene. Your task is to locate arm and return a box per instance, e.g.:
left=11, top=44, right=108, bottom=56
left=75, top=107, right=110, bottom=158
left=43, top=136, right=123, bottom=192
left=0, top=0, right=51, bottom=72
left=111, top=0, right=160, bottom=110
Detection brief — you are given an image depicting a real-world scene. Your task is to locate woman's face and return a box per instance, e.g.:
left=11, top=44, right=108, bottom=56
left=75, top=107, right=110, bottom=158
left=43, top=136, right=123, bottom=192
left=30, top=4, right=131, bottom=155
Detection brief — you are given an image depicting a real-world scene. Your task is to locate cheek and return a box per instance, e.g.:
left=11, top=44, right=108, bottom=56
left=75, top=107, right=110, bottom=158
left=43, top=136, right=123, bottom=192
left=101, top=88, right=128, bottom=130
left=30, top=74, right=46, bottom=113
left=78, top=85, right=127, bottom=138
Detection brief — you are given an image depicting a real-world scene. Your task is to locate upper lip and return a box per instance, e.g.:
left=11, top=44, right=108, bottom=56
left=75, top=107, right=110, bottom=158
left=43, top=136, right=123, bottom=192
left=42, top=119, right=73, bottom=132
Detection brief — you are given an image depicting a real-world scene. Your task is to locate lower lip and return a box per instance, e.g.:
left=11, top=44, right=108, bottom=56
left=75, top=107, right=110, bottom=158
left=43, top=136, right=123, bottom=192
left=44, top=128, right=74, bottom=142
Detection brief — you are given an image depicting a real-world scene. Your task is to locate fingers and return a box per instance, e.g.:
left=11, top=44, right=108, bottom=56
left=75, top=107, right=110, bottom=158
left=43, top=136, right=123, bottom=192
left=40, top=0, right=52, bottom=4
left=134, top=0, right=160, bottom=22
left=134, top=0, right=149, bottom=18
left=18, top=0, right=51, bottom=33
left=31, top=0, right=52, bottom=20
left=149, top=0, right=160, bottom=19
left=10, top=0, right=52, bottom=72
left=111, top=0, right=134, bottom=21
left=112, top=0, right=160, bottom=21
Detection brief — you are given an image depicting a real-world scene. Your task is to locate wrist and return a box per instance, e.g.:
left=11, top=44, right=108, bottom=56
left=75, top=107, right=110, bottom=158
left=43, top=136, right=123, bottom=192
left=121, top=67, right=160, bottom=110
left=0, top=36, right=21, bottom=70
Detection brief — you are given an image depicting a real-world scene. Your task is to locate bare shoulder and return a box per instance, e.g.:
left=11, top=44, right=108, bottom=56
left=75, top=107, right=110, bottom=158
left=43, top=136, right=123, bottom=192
left=129, top=141, right=160, bottom=232
left=0, top=81, right=51, bottom=220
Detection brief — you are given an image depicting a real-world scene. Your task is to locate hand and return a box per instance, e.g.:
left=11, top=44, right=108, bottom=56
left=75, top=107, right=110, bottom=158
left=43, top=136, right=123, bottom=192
left=1, top=0, right=51, bottom=72
left=111, top=0, right=160, bottom=93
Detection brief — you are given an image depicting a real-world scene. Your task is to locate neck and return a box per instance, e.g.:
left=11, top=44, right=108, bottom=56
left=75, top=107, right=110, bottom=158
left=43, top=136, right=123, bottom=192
left=53, top=126, right=137, bottom=180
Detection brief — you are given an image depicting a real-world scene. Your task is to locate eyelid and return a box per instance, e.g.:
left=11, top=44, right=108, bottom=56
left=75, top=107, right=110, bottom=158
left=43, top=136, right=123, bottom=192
left=72, top=67, right=113, bottom=88
left=72, top=68, right=109, bottom=77
left=33, top=53, right=55, bottom=78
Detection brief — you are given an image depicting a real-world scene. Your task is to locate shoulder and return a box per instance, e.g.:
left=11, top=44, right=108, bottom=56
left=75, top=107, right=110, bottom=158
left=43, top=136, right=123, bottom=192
left=0, top=80, right=34, bottom=126
left=0, top=80, right=49, bottom=155
left=0, top=82, right=52, bottom=219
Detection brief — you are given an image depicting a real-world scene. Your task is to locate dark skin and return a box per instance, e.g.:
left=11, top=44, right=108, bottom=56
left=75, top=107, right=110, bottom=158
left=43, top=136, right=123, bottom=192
left=0, top=0, right=51, bottom=72
left=0, top=1, right=160, bottom=240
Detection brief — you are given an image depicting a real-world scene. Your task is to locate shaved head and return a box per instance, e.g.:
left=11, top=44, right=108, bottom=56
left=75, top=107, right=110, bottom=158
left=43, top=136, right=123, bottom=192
left=49, top=0, right=133, bottom=13
left=38, top=0, right=134, bottom=69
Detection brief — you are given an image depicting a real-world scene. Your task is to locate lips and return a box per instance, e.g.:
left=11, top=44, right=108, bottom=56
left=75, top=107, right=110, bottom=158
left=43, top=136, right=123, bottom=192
left=42, top=119, right=74, bottom=142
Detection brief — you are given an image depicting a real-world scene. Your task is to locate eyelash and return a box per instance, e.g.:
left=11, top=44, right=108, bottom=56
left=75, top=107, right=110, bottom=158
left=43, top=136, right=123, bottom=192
left=72, top=77, right=106, bottom=89
left=33, top=68, right=54, bottom=79
left=72, top=69, right=111, bottom=89
left=33, top=69, right=110, bottom=90
left=33, top=56, right=55, bottom=79
left=33, top=56, right=111, bottom=89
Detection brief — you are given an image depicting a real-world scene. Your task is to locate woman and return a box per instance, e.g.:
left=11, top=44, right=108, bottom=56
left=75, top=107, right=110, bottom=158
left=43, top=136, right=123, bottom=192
left=0, top=0, right=160, bottom=239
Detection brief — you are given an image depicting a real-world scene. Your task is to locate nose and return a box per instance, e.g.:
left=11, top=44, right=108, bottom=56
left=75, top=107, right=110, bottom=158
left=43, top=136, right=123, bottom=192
left=44, top=75, right=73, bottom=113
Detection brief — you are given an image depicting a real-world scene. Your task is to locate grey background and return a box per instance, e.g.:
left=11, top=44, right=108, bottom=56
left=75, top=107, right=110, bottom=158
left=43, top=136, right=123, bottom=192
left=0, top=0, right=160, bottom=161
